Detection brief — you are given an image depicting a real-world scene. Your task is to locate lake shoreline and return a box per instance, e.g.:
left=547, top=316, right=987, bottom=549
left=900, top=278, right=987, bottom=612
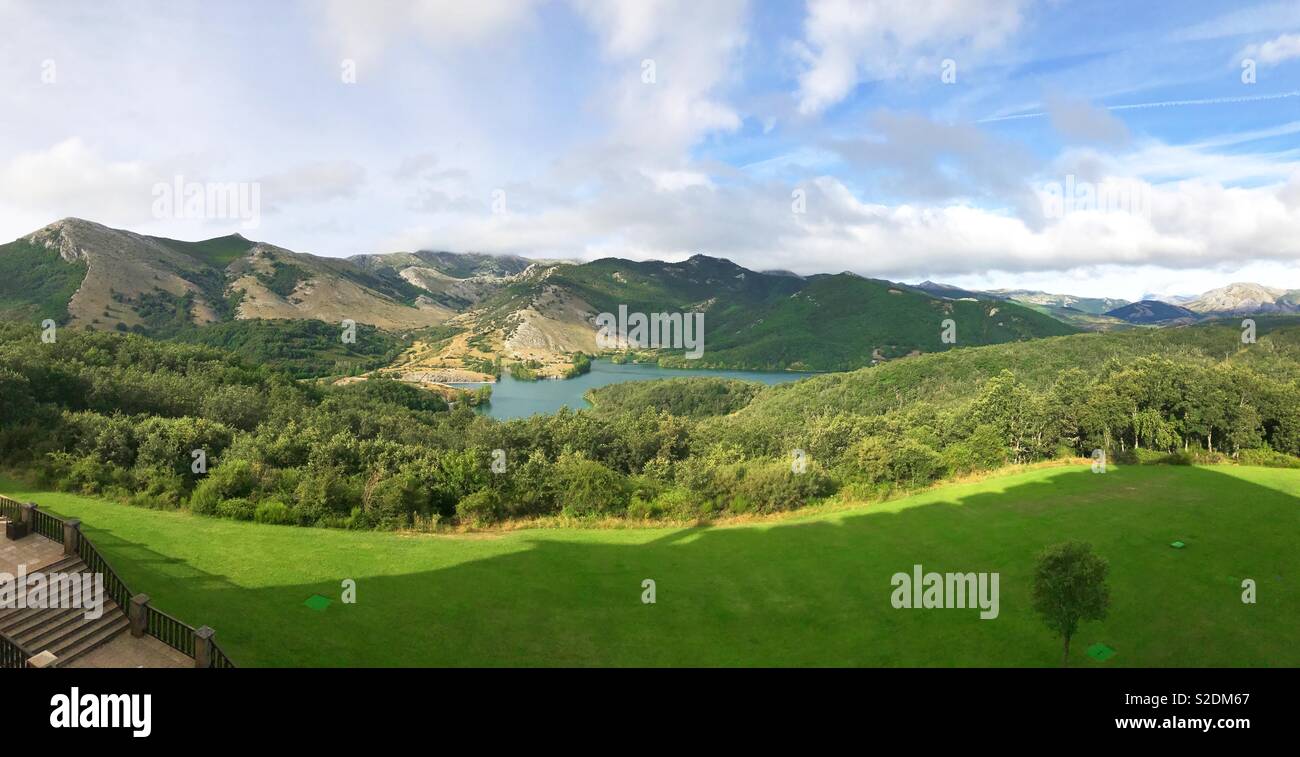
left=449, top=358, right=817, bottom=420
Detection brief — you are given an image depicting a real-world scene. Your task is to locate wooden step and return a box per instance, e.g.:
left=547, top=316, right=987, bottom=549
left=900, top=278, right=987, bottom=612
left=2, top=607, right=83, bottom=637
left=37, top=555, right=87, bottom=574
left=19, top=602, right=121, bottom=651
left=53, top=615, right=130, bottom=667
left=0, top=557, right=102, bottom=631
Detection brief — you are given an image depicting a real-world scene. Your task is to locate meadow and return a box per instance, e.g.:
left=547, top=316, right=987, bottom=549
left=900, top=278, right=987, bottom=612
left=3, top=463, right=1295, bottom=667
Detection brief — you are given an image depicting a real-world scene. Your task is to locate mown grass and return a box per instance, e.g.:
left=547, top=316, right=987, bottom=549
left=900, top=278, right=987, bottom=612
left=2, top=464, right=1295, bottom=667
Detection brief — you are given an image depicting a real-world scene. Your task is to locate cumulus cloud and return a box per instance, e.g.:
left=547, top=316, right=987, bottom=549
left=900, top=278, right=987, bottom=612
left=1239, top=32, right=1300, bottom=66
left=5, top=0, right=1299, bottom=299
left=0, top=141, right=374, bottom=236
left=0, top=138, right=161, bottom=224
left=794, top=0, right=1029, bottom=115
left=570, top=0, right=749, bottom=159
left=389, top=157, right=1300, bottom=288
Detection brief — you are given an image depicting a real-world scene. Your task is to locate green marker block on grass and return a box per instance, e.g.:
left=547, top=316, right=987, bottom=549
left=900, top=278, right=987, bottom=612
left=1170, top=540, right=1185, bottom=549
left=305, top=594, right=332, bottom=611
left=1086, top=643, right=1116, bottom=662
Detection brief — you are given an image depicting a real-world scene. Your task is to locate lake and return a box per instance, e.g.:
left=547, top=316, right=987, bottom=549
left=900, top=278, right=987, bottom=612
left=451, top=360, right=813, bottom=420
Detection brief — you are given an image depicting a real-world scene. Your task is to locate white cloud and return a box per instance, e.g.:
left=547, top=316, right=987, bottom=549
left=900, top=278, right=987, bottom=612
left=794, top=0, right=1029, bottom=115
left=0, top=138, right=157, bottom=225
left=0, top=140, right=374, bottom=242
left=1240, top=32, right=1300, bottom=66
left=1173, top=2, right=1300, bottom=42
left=316, top=0, right=540, bottom=63
left=384, top=150, right=1300, bottom=303
left=570, top=0, right=749, bottom=158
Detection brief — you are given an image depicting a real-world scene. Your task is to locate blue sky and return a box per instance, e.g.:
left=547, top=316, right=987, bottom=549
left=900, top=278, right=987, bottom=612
left=1, top=0, right=1298, bottom=300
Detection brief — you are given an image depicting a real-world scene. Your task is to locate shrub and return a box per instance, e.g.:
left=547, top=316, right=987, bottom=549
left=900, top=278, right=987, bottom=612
left=1238, top=447, right=1300, bottom=468
left=850, top=436, right=946, bottom=488
left=189, top=478, right=221, bottom=515
left=625, top=495, right=657, bottom=520
left=456, top=489, right=503, bottom=526
left=130, top=466, right=187, bottom=507
left=46, top=452, right=118, bottom=495
left=730, top=459, right=835, bottom=513
left=941, top=424, right=1010, bottom=475
left=649, top=487, right=698, bottom=519
left=294, top=467, right=361, bottom=517
left=553, top=455, right=630, bottom=517
left=368, top=474, right=430, bottom=525
left=203, top=459, right=259, bottom=500
left=254, top=500, right=295, bottom=525
left=216, top=497, right=256, bottom=521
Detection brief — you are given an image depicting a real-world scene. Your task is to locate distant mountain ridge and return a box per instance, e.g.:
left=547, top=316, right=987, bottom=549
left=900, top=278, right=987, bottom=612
left=916, top=278, right=1300, bottom=326
left=7, top=218, right=1299, bottom=374
left=911, top=281, right=1133, bottom=330
left=987, top=289, right=1129, bottom=316
left=1180, top=283, right=1300, bottom=315
left=2, top=218, right=455, bottom=331
left=0, top=218, right=1081, bottom=375
left=1104, top=300, right=1199, bottom=324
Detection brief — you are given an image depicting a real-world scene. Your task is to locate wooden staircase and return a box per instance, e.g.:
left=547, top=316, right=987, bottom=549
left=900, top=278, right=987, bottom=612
left=0, top=554, right=130, bottom=667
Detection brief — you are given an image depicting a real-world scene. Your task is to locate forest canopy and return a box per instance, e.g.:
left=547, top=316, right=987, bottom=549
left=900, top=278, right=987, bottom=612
left=2, top=319, right=1299, bottom=531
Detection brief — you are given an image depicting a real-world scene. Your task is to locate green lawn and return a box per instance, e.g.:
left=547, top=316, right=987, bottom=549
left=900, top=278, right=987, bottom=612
left=3, top=464, right=1296, bottom=667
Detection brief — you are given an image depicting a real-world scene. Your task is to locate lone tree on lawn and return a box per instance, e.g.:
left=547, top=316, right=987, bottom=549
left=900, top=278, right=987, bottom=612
left=1031, top=541, right=1110, bottom=667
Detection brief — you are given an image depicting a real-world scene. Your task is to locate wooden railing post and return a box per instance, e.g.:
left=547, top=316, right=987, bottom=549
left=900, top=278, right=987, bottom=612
left=129, top=594, right=150, bottom=638
left=193, top=626, right=215, bottom=668
left=63, top=518, right=81, bottom=556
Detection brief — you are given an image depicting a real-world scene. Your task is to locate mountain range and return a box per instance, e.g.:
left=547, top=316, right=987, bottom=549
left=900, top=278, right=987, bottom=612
left=1, top=217, right=1296, bottom=379
left=915, top=279, right=1300, bottom=326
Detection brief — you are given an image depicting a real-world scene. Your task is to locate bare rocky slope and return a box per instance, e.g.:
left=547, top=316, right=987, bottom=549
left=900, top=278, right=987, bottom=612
left=10, top=217, right=1296, bottom=377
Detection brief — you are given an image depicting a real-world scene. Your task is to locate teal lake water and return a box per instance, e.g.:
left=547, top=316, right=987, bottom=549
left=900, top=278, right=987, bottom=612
left=451, top=360, right=813, bottom=420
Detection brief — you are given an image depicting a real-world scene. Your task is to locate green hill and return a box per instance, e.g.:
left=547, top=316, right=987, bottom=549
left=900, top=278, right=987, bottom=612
left=549, top=254, right=804, bottom=315
left=676, top=273, right=1076, bottom=371
left=0, top=238, right=88, bottom=324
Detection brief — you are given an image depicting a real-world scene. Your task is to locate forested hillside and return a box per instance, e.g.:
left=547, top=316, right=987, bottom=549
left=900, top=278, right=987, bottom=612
left=0, top=220, right=1084, bottom=378
left=671, top=273, right=1075, bottom=370
left=2, top=319, right=1298, bottom=531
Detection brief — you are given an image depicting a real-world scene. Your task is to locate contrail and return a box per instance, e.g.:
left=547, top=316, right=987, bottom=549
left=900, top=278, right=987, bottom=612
left=978, top=90, right=1300, bottom=123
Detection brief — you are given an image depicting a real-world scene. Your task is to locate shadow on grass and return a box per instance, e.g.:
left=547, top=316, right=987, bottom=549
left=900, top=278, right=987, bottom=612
left=35, top=465, right=1300, bottom=667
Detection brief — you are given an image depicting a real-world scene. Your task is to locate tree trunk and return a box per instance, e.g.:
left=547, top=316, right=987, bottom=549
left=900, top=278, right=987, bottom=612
left=1062, top=635, right=1071, bottom=667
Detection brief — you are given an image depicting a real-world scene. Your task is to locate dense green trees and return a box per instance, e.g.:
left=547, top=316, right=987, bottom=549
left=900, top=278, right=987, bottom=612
left=171, top=318, right=407, bottom=378
left=586, top=377, right=762, bottom=417
left=3, top=320, right=1300, bottom=531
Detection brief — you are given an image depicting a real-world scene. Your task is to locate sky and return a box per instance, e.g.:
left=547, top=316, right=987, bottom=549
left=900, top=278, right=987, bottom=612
left=1, top=0, right=1298, bottom=301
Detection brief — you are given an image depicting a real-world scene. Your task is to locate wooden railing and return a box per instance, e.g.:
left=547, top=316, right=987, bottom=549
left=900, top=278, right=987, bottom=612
left=31, top=508, right=63, bottom=542
left=0, top=494, right=21, bottom=523
left=2, top=497, right=236, bottom=668
left=0, top=630, right=31, bottom=669
left=146, top=606, right=196, bottom=658
left=76, top=531, right=132, bottom=611
left=210, top=640, right=236, bottom=669
left=2, top=495, right=35, bottom=668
